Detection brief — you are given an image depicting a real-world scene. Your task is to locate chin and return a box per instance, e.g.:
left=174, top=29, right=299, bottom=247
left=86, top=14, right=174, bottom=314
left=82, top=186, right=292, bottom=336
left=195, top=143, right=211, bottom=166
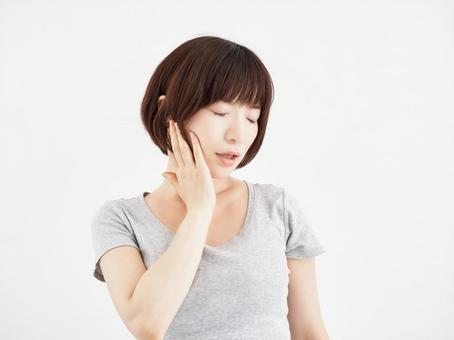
left=210, top=169, right=233, bottom=179
left=206, top=153, right=240, bottom=177
left=208, top=163, right=235, bottom=179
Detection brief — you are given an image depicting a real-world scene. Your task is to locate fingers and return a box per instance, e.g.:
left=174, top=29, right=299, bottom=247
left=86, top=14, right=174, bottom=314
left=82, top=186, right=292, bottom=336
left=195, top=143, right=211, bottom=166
left=167, top=119, right=209, bottom=177
left=167, top=148, right=177, bottom=164
left=189, top=131, right=207, bottom=169
left=173, top=121, right=194, bottom=167
left=169, top=120, right=185, bottom=167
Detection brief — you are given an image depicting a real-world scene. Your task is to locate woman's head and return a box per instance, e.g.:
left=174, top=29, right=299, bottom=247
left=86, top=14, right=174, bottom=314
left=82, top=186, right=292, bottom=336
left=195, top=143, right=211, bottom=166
left=141, top=35, right=274, bottom=176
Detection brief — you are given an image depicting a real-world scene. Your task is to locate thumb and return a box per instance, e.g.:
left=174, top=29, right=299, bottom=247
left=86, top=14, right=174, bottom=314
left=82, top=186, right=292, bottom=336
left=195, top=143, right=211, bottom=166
left=162, top=171, right=178, bottom=188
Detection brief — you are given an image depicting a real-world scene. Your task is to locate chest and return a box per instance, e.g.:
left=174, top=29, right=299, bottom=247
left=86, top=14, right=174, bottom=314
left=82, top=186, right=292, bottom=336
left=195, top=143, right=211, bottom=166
left=144, top=187, right=249, bottom=247
left=160, top=223, right=291, bottom=338
left=205, top=198, right=248, bottom=246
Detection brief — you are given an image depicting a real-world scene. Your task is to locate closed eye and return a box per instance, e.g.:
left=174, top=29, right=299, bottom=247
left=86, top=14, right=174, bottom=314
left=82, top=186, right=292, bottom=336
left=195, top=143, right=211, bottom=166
left=213, top=112, right=257, bottom=124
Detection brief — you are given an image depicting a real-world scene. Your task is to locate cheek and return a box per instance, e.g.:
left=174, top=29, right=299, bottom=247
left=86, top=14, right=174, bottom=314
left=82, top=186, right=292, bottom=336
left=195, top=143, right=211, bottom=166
left=199, top=130, right=218, bottom=151
left=185, top=113, right=215, bottom=141
left=247, top=127, right=259, bottom=145
left=186, top=126, right=216, bottom=152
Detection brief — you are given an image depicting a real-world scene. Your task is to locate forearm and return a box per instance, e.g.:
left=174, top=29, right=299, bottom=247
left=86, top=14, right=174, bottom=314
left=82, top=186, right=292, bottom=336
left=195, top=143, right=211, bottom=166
left=298, top=325, right=330, bottom=340
left=129, top=209, right=213, bottom=338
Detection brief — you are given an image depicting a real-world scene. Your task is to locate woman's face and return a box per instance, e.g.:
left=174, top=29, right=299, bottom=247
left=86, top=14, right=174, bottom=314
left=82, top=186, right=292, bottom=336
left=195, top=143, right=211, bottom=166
left=184, top=100, right=261, bottom=178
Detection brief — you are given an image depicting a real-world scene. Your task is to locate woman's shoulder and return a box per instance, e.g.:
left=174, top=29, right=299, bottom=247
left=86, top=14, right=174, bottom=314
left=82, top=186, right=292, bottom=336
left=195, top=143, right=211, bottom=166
left=248, top=181, right=286, bottom=209
left=93, top=192, right=143, bottom=218
left=250, top=181, right=284, bottom=195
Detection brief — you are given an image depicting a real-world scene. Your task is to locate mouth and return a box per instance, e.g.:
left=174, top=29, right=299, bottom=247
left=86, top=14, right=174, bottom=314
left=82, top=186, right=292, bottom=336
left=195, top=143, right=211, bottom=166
left=215, top=153, right=239, bottom=167
left=216, top=153, right=239, bottom=159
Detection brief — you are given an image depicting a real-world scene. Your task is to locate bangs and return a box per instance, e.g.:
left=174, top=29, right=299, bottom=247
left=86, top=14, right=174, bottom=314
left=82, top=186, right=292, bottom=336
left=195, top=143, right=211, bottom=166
left=141, top=35, right=274, bottom=167
left=204, top=46, right=271, bottom=111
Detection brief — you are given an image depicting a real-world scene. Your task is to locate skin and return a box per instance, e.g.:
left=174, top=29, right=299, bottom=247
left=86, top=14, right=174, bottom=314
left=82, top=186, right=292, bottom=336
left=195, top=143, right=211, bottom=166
left=154, top=94, right=261, bottom=206
left=153, top=95, right=330, bottom=339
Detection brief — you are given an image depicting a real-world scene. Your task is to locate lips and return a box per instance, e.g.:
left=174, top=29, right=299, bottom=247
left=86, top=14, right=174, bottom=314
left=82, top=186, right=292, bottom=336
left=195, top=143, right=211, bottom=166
left=216, top=153, right=238, bottom=159
left=216, top=150, right=240, bottom=158
left=216, top=153, right=238, bottom=167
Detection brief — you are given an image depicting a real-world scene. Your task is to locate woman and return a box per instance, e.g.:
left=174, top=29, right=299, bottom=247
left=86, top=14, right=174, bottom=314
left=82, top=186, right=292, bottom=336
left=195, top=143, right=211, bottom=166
left=91, top=35, right=329, bottom=340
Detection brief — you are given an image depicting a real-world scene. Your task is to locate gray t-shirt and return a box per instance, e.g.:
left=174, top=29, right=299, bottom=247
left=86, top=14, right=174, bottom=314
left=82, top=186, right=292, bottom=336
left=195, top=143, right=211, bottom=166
left=91, top=181, right=326, bottom=339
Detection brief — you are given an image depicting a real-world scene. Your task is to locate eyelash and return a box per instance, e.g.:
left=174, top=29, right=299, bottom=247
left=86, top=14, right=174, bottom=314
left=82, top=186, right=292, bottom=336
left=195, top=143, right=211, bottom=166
left=213, top=112, right=257, bottom=124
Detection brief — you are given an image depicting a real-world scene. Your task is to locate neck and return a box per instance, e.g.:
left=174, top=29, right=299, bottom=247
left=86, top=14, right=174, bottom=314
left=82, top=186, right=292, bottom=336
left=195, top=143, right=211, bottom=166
left=156, top=159, right=238, bottom=203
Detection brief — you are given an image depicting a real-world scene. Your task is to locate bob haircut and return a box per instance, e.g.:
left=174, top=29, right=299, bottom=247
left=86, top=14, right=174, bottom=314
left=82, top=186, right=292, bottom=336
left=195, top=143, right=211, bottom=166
left=140, top=35, right=274, bottom=169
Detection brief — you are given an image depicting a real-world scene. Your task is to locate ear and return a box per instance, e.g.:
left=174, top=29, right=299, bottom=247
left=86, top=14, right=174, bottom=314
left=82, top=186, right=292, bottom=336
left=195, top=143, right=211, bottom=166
left=158, top=95, right=166, bottom=109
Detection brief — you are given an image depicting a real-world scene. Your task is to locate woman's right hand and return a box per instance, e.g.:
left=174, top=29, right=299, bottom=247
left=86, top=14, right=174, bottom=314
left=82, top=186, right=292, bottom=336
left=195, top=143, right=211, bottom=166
left=162, top=119, right=216, bottom=213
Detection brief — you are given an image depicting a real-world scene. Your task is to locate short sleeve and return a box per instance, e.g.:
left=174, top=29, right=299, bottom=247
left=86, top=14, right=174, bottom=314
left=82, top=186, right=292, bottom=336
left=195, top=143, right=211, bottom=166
left=283, top=188, right=326, bottom=259
left=90, top=200, right=140, bottom=282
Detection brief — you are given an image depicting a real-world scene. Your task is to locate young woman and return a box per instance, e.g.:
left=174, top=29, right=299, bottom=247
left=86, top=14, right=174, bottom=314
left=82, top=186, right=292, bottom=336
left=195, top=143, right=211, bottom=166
left=91, top=35, right=329, bottom=340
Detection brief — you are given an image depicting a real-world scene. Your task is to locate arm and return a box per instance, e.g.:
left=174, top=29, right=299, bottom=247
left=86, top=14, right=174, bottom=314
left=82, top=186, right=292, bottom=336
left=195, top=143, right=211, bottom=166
left=128, top=209, right=213, bottom=338
left=287, top=257, right=330, bottom=340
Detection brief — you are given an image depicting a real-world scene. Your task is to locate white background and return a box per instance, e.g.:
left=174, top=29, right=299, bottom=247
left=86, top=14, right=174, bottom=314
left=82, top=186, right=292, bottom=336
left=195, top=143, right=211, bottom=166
left=2, top=0, right=453, bottom=339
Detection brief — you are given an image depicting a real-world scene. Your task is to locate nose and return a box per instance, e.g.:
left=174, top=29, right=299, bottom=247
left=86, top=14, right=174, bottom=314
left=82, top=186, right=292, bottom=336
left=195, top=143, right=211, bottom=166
left=225, top=115, right=245, bottom=144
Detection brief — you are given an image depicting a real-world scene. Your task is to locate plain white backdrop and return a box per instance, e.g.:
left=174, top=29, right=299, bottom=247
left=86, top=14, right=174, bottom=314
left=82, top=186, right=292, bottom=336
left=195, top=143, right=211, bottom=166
left=2, top=0, right=453, bottom=339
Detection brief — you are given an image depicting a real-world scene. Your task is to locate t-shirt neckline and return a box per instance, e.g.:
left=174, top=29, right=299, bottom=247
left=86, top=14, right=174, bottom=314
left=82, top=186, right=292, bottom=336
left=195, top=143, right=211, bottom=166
left=137, top=180, right=255, bottom=249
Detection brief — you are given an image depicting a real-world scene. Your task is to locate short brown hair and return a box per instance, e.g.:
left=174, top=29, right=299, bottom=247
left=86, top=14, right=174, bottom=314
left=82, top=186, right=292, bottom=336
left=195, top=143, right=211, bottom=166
left=140, top=35, right=274, bottom=168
